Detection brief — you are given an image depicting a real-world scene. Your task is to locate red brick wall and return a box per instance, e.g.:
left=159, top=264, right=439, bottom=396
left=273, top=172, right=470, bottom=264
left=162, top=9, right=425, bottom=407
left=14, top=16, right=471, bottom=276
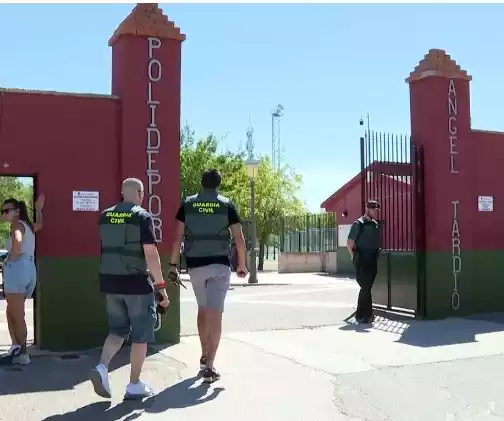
left=0, top=34, right=182, bottom=258
left=323, top=175, right=413, bottom=250
left=0, top=91, right=120, bottom=257
left=470, top=130, right=504, bottom=250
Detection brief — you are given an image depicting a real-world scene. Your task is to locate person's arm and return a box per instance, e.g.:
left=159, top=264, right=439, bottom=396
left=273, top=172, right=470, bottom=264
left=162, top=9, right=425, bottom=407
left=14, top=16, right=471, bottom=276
left=33, top=193, right=45, bottom=233
left=169, top=204, right=185, bottom=266
left=228, top=203, right=246, bottom=269
left=140, top=212, right=164, bottom=285
left=33, top=209, right=43, bottom=233
left=346, top=222, right=360, bottom=259
left=8, top=221, right=25, bottom=260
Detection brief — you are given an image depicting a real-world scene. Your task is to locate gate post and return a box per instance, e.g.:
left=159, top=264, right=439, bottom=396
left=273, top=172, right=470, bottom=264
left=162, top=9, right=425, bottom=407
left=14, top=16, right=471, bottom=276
left=407, top=49, right=472, bottom=318
left=34, top=4, right=185, bottom=351
left=109, top=4, right=185, bottom=344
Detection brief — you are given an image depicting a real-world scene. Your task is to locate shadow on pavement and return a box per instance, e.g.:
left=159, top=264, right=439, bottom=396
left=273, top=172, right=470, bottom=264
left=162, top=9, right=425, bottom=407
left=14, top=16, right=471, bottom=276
left=314, top=272, right=356, bottom=281
left=340, top=309, right=504, bottom=347
left=0, top=346, right=158, bottom=395
left=40, top=376, right=224, bottom=421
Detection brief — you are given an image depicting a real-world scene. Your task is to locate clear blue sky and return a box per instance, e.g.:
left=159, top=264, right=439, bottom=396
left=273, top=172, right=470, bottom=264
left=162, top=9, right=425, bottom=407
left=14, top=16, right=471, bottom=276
left=1, top=4, right=504, bottom=211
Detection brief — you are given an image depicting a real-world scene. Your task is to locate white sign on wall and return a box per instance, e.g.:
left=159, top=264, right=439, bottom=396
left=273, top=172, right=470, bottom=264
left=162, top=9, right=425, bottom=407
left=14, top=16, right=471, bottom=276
left=478, top=196, right=494, bottom=212
left=338, top=224, right=352, bottom=247
left=72, top=191, right=99, bottom=212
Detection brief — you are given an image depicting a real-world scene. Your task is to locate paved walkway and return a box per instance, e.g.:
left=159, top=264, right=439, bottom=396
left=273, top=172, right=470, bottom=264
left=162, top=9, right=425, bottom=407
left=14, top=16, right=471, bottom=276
left=181, top=271, right=349, bottom=287
left=3, top=312, right=504, bottom=420
left=3, top=272, right=504, bottom=419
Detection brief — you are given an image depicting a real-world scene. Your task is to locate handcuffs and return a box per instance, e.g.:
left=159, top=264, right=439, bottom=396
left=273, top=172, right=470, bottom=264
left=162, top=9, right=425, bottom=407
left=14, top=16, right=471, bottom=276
left=152, top=263, right=186, bottom=331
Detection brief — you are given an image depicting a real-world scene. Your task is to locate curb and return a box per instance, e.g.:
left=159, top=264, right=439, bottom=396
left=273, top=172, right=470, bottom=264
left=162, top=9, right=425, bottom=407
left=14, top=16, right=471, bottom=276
left=181, top=280, right=292, bottom=288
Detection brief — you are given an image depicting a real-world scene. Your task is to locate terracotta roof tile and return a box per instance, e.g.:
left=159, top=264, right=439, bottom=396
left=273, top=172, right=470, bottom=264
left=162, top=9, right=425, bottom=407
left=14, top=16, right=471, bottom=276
left=108, top=3, right=185, bottom=46
left=406, top=49, right=472, bottom=83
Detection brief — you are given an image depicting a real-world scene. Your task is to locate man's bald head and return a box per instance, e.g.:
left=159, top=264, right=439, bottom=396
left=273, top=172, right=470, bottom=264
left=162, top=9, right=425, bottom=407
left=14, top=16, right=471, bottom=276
left=121, top=178, right=144, bottom=205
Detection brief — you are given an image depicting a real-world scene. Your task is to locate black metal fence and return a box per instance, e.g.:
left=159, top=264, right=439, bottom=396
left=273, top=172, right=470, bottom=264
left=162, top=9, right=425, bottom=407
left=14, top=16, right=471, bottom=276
left=280, top=213, right=337, bottom=253
left=360, top=131, right=421, bottom=252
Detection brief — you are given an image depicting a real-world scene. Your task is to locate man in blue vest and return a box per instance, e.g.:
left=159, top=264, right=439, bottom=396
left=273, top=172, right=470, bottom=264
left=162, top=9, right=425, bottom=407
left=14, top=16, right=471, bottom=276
left=89, top=177, right=169, bottom=400
left=169, top=169, right=247, bottom=383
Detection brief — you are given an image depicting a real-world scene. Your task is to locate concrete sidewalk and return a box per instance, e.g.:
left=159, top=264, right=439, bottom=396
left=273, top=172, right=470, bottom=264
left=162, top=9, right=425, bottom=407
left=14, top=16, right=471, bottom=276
left=181, top=271, right=351, bottom=287
left=0, top=337, right=342, bottom=421
left=3, top=312, right=504, bottom=420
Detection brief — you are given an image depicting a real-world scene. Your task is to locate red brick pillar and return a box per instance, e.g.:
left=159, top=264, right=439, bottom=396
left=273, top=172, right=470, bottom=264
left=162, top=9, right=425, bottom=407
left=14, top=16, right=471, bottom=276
left=407, top=49, right=472, bottom=316
left=109, top=3, right=185, bottom=252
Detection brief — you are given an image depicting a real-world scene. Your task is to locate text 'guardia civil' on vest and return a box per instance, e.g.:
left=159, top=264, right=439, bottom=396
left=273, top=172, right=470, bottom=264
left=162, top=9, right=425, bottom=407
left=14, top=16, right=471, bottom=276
left=105, top=211, right=133, bottom=224
left=192, top=202, right=220, bottom=214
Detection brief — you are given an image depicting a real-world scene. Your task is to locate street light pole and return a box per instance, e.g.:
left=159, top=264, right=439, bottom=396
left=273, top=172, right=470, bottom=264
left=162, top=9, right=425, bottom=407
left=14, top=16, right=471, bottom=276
left=245, top=119, right=259, bottom=284
left=249, top=177, right=258, bottom=284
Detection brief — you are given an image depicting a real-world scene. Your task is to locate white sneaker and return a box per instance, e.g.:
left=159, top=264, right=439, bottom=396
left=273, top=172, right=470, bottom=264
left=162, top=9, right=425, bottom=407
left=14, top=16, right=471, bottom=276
left=12, top=353, right=30, bottom=365
left=89, top=364, right=112, bottom=399
left=124, top=381, right=154, bottom=400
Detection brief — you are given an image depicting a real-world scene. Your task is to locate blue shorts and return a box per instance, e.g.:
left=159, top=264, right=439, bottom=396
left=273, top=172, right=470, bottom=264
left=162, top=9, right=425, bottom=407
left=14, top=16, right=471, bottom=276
left=3, top=256, right=37, bottom=298
left=105, top=293, right=157, bottom=343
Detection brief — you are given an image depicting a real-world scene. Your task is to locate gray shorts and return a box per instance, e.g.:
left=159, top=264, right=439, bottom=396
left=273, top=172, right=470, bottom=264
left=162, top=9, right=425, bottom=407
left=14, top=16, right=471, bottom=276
left=3, top=256, right=37, bottom=298
left=105, top=293, right=157, bottom=343
left=188, top=264, right=231, bottom=312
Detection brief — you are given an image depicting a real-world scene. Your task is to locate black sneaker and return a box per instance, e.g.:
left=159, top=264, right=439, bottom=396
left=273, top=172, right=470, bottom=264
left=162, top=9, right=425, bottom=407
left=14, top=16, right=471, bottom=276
left=199, top=356, right=207, bottom=371
left=202, top=367, right=220, bottom=384
left=359, top=315, right=375, bottom=324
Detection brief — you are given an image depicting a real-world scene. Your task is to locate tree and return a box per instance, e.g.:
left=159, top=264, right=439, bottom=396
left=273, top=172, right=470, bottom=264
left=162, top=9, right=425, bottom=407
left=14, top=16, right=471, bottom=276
left=180, top=123, right=247, bottom=202
left=180, top=124, right=307, bottom=271
left=240, top=157, right=306, bottom=270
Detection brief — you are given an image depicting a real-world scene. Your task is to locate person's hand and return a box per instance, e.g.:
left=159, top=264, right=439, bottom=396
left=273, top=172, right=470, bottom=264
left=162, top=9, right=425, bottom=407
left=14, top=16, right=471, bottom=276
left=167, top=265, right=187, bottom=289
left=157, top=288, right=170, bottom=308
left=167, top=265, right=179, bottom=281
left=35, top=193, right=45, bottom=211
left=236, top=264, right=248, bottom=278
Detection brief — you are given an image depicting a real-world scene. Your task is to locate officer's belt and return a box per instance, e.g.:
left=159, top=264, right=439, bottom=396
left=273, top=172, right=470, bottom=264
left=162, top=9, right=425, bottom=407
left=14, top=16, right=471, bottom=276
left=101, top=246, right=144, bottom=258
left=186, top=233, right=229, bottom=240
left=356, top=248, right=379, bottom=255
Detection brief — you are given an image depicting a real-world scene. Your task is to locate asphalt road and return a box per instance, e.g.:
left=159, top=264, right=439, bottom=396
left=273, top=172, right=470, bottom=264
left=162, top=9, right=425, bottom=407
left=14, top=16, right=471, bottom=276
left=4, top=277, right=504, bottom=420
left=180, top=278, right=359, bottom=336
left=0, top=276, right=359, bottom=346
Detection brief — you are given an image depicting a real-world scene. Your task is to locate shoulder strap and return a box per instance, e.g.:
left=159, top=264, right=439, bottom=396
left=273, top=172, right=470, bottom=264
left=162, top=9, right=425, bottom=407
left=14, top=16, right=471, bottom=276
left=355, top=219, right=364, bottom=244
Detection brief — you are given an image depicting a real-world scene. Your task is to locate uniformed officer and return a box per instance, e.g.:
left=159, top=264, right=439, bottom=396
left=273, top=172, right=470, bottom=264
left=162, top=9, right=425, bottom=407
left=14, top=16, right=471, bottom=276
left=89, top=178, right=169, bottom=400
left=347, top=200, right=381, bottom=324
left=169, top=169, right=247, bottom=383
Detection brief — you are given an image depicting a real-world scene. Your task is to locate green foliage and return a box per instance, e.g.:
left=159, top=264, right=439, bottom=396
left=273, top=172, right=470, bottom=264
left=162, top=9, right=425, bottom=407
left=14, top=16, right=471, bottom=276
left=283, top=212, right=337, bottom=232
left=180, top=124, right=307, bottom=269
left=0, top=178, right=34, bottom=246
left=180, top=123, right=248, bottom=202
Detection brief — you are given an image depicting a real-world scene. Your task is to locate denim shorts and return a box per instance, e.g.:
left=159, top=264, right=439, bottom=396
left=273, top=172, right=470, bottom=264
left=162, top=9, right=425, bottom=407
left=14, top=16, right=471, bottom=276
left=3, top=256, right=37, bottom=298
left=105, top=293, right=157, bottom=343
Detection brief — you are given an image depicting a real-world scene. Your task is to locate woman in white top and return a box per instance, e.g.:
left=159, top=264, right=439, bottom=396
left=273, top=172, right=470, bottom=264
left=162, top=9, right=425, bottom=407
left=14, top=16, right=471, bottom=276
left=1, top=194, right=44, bottom=365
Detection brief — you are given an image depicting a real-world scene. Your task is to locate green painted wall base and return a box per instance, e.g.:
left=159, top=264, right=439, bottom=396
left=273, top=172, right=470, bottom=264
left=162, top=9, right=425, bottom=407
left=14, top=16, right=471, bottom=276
left=374, top=251, right=418, bottom=311
left=336, top=247, right=354, bottom=274
left=36, top=256, right=180, bottom=351
left=424, top=250, right=504, bottom=319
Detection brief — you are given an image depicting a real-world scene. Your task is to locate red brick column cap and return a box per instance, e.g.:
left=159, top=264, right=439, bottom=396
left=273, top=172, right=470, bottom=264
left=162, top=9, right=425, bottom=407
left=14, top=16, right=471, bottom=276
left=108, top=3, right=185, bottom=46
left=406, top=49, right=472, bottom=83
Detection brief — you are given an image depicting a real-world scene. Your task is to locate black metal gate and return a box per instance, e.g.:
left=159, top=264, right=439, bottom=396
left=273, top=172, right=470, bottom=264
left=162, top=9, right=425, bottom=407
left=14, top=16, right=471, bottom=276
left=360, top=131, right=425, bottom=316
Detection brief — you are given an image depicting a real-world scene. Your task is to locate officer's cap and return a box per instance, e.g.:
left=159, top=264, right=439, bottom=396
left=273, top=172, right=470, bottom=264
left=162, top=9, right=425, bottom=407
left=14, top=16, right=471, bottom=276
left=366, top=200, right=381, bottom=210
